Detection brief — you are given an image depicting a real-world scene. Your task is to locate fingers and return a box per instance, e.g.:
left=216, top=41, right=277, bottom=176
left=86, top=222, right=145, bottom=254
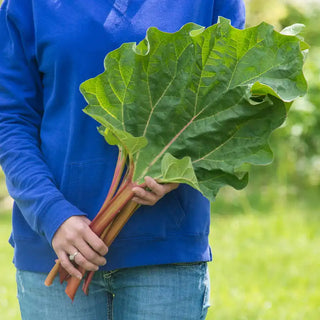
left=132, top=186, right=158, bottom=205
left=58, top=243, right=106, bottom=280
left=52, top=216, right=108, bottom=277
left=76, top=239, right=107, bottom=269
left=83, top=228, right=108, bottom=256
left=59, top=250, right=83, bottom=280
left=132, top=176, right=179, bottom=206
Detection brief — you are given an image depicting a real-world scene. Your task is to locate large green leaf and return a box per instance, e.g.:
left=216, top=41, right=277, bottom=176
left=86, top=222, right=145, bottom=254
left=80, top=18, right=307, bottom=201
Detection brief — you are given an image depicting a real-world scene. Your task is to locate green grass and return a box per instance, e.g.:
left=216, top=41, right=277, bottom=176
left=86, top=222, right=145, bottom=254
left=1, top=196, right=320, bottom=319
left=207, top=192, right=320, bottom=320
left=0, top=212, right=20, bottom=319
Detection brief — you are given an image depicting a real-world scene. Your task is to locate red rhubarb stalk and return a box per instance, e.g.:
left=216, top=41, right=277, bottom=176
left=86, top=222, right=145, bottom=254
left=64, top=198, right=139, bottom=300
left=44, top=260, right=61, bottom=287
left=82, top=200, right=140, bottom=295
left=88, top=180, right=136, bottom=236
left=94, top=148, right=127, bottom=216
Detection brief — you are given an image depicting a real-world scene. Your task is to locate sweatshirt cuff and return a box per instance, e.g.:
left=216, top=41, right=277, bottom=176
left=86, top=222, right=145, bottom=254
left=37, top=198, right=87, bottom=246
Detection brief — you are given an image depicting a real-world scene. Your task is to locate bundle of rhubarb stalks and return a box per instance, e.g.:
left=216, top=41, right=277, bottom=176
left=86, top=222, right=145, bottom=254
left=45, top=147, right=141, bottom=300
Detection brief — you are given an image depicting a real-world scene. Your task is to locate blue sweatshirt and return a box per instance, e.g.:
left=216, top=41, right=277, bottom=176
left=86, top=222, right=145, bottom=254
left=0, top=0, right=245, bottom=272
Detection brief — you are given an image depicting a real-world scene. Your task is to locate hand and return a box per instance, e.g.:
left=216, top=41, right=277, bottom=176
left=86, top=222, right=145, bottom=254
left=132, top=176, right=179, bottom=206
left=52, top=216, right=108, bottom=279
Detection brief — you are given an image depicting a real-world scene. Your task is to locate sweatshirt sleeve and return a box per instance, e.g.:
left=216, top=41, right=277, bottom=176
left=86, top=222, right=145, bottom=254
left=212, top=0, right=246, bottom=29
left=0, top=0, right=85, bottom=244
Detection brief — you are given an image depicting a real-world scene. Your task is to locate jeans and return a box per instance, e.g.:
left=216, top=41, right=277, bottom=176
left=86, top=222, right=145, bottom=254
left=17, top=262, right=210, bottom=320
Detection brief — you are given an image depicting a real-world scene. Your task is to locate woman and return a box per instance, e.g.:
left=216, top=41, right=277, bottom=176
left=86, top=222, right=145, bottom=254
left=0, top=0, right=245, bottom=319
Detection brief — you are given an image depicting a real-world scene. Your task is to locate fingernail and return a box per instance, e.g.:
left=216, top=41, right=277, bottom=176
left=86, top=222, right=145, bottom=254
left=77, top=275, right=82, bottom=280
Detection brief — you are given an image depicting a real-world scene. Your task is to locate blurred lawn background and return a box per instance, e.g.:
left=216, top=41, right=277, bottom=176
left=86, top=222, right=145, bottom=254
left=1, top=0, right=320, bottom=319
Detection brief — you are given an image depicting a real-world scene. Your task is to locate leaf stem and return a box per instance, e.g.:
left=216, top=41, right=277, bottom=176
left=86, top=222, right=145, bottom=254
left=82, top=200, right=139, bottom=295
left=44, top=260, right=60, bottom=287
left=94, top=147, right=127, bottom=219
left=88, top=179, right=136, bottom=236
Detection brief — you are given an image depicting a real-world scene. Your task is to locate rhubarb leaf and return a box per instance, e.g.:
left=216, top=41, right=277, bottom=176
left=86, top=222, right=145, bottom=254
left=160, top=153, right=199, bottom=189
left=81, top=18, right=307, bottom=201
left=98, top=125, right=148, bottom=155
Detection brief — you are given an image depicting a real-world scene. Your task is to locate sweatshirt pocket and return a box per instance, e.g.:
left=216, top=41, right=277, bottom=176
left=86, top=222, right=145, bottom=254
left=114, top=189, right=187, bottom=241
left=60, top=158, right=116, bottom=217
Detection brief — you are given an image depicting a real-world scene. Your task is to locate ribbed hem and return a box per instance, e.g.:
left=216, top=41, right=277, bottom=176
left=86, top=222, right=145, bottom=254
left=104, top=234, right=212, bottom=271
left=12, top=234, right=212, bottom=273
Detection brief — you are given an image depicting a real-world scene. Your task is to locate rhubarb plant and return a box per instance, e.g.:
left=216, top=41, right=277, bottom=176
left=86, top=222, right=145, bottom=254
left=81, top=18, right=307, bottom=200
left=45, top=18, right=307, bottom=300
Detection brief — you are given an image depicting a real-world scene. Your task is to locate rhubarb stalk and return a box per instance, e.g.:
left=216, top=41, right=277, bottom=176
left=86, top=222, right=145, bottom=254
left=82, top=200, right=139, bottom=295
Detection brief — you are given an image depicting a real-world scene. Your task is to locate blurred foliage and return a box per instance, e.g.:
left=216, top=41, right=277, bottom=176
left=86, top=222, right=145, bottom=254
left=278, top=2, right=320, bottom=188
left=279, top=4, right=320, bottom=184
left=244, top=0, right=288, bottom=28
left=218, top=0, right=320, bottom=212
